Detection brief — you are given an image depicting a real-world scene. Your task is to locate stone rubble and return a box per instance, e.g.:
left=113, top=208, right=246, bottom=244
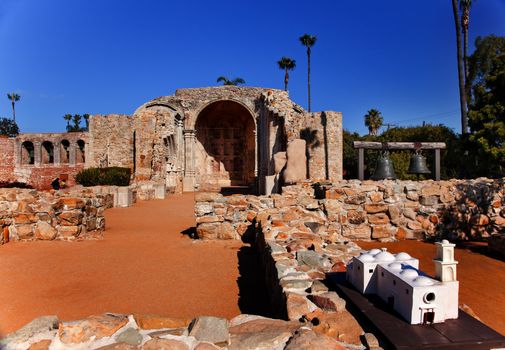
left=0, top=313, right=374, bottom=350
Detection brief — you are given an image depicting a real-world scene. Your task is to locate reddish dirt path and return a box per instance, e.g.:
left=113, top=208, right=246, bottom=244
left=359, top=240, right=505, bottom=336
left=0, top=194, right=243, bottom=337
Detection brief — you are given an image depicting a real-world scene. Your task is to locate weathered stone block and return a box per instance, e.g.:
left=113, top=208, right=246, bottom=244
left=364, top=204, right=388, bottom=214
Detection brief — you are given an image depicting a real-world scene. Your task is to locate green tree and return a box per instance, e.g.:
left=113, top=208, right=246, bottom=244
left=6, top=93, right=20, bottom=122
left=467, top=35, right=505, bottom=176
left=0, top=117, right=19, bottom=137
left=451, top=0, right=469, bottom=134
left=277, top=56, right=296, bottom=91
left=216, top=76, right=246, bottom=86
left=63, top=114, right=73, bottom=131
left=364, top=109, right=384, bottom=136
left=299, top=34, right=317, bottom=112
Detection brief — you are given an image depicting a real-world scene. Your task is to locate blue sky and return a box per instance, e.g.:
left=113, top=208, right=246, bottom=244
left=1, top=0, right=504, bottom=135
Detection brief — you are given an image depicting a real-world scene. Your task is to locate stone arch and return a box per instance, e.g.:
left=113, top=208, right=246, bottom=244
left=41, top=141, right=54, bottom=164
left=21, top=141, right=35, bottom=165
left=76, top=140, right=85, bottom=163
left=194, top=100, right=256, bottom=189
left=190, top=98, right=257, bottom=130
left=60, top=139, right=70, bottom=163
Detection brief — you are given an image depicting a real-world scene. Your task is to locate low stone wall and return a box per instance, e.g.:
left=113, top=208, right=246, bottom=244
left=195, top=178, right=505, bottom=242
left=0, top=312, right=378, bottom=350
left=0, top=188, right=111, bottom=244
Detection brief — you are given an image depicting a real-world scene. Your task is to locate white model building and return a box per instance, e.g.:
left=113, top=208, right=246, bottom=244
left=346, top=240, right=459, bottom=325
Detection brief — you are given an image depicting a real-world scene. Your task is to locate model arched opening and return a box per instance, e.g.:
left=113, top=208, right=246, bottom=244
left=195, top=100, right=255, bottom=189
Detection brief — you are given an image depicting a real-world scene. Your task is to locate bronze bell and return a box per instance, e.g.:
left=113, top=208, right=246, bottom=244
left=371, top=152, right=397, bottom=180
left=408, top=151, right=431, bottom=175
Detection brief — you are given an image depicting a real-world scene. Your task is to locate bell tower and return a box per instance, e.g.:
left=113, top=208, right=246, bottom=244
left=434, top=239, right=458, bottom=282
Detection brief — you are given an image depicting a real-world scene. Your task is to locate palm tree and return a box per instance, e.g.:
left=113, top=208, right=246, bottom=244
left=364, top=109, right=384, bottom=136
left=299, top=34, right=317, bottom=112
left=460, top=0, right=474, bottom=103
left=216, top=76, right=246, bottom=86
left=451, top=0, right=469, bottom=134
left=277, top=57, right=296, bottom=91
left=72, top=114, right=82, bottom=132
left=63, top=114, right=73, bottom=131
left=7, top=93, right=20, bottom=122
left=82, top=113, right=90, bottom=130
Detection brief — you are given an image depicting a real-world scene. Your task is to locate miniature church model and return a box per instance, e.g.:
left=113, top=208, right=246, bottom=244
left=346, top=240, right=459, bottom=325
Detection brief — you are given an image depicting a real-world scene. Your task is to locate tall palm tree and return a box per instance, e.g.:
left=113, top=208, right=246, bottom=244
left=299, top=34, right=317, bottom=112
left=7, top=93, right=20, bottom=122
left=451, top=0, right=468, bottom=134
left=216, top=76, right=246, bottom=86
left=63, top=114, right=73, bottom=131
left=460, top=0, right=474, bottom=103
left=364, top=109, right=384, bottom=136
left=277, top=56, right=296, bottom=91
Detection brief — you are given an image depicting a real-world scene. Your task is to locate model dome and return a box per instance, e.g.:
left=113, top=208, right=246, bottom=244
left=413, top=276, right=435, bottom=286
left=388, top=262, right=403, bottom=271
left=359, top=253, right=375, bottom=262
left=368, top=248, right=382, bottom=255
left=374, top=251, right=395, bottom=262
left=400, top=269, right=419, bottom=279
left=395, top=252, right=412, bottom=261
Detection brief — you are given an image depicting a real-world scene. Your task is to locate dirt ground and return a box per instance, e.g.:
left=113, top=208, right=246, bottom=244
left=359, top=240, right=505, bottom=336
left=0, top=193, right=243, bottom=337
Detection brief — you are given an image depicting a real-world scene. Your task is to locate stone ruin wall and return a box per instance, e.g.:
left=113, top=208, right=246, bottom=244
left=87, top=114, right=134, bottom=170
left=195, top=178, right=505, bottom=242
left=0, top=187, right=112, bottom=245
left=0, top=133, right=87, bottom=190
left=0, top=137, right=16, bottom=183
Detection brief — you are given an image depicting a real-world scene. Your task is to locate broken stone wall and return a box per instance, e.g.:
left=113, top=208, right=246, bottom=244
left=194, top=178, right=505, bottom=242
left=0, top=137, right=16, bottom=183
left=0, top=133, right=87, bottom=189
left=0, top=188, right=112, bottom=245
left=88, top=115, right=134, bottom=170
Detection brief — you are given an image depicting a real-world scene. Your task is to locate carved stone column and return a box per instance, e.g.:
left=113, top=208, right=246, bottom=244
left=183, top=129, right=196, bottom=191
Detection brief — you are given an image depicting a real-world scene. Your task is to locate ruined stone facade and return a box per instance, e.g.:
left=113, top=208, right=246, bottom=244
left=0, top=133, right=87, bottom=189
left=0, top=87, right=343, bottom=193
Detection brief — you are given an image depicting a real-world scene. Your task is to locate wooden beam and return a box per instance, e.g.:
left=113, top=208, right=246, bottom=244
left=353, top=142, right=446, bottom=150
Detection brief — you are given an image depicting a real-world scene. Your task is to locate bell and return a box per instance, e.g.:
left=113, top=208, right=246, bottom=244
left=371, top=152, right=397, bottom=180
left=408, top=152, right=431, bottom=175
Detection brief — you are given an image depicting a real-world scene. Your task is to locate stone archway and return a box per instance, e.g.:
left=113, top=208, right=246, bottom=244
left=195, top=100, right=255, bottom=190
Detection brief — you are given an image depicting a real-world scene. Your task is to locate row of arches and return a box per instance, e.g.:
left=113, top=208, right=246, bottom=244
left=20, top=139, right=85, bottom=165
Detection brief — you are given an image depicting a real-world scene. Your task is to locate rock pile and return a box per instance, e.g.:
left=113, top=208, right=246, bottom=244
left=0, top=188, right=111, bottom=244
left=0, top=312, right=378, bottom=350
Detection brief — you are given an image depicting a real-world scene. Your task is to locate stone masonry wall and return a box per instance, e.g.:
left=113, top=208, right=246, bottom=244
left=87, top=114, right=134, bottom=169
left=0, top=137, right=16, bottom=183
left=195, top=178, right=505, bottom=242
left=0, top=188, right=111, bottom=245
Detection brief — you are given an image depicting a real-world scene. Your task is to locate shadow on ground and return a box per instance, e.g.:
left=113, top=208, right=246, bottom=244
left=180, top=227, right=197, bottom=239
left=237, top=246, right=274, bottom=318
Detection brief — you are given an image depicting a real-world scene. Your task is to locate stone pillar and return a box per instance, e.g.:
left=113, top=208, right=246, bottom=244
left=34, top=141, right=41, bottom=166
left=253, top=129, right=258, bottom=177
left=54, top=141, right=61, bottom=165
left=183, top=129, right=196, bottom=191
left=69, top=142, right=76, bottom=165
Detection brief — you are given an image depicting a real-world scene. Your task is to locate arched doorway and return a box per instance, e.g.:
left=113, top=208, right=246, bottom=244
left=195, top=100, right=255, bottom=190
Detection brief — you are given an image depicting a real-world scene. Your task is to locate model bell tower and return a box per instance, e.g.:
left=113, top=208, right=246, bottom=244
left=434, top=239, right=458, bottom=282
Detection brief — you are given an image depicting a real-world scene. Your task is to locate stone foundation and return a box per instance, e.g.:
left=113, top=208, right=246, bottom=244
left=195, top=178, right=505, bottom=242
left=0, top=188, right=111, bottom=244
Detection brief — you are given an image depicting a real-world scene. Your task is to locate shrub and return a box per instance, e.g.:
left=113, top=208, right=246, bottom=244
left=76, top=167, right=131, bottom=187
